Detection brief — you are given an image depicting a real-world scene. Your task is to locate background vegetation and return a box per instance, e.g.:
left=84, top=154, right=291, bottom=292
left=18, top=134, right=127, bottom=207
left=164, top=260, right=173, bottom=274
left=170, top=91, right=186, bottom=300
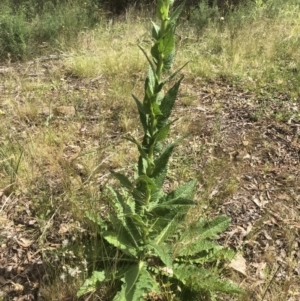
left=1, top=0, right=300, bottom=98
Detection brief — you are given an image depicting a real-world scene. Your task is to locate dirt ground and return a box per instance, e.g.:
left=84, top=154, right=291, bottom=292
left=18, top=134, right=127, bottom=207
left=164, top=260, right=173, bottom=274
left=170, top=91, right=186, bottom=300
left=0, top=58, right=300, bottom=300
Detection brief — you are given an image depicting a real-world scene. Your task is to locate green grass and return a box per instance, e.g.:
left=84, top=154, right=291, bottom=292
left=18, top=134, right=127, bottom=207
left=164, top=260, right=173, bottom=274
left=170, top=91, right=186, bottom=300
left=176, top=0, right=300, bottom=98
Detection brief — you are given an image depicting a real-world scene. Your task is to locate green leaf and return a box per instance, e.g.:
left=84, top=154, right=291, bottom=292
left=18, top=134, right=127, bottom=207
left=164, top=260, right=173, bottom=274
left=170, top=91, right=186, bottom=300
left=104, top=229, right=138, bottom=257
left=173, top=216, right=231, bottom=259
left=196, top=215, right=231, bottom=240
left=104, top=212, right=141, bottom=255
left=152, top=143, right=175, bottom=188
left=163, top=51, right=175, bottom=72
left=138, top=156, right=148, bottom=176
left=169, top=1, right=185, bottom=26
left=124, top=262, right=142, bottom=300
left=157, top=197, right=195, bottom=207
left=166, top=180, right=197, bottom=202
left=145, top=66, right=156, bottom=97
left=124, top=262, right=160, bottom=301
left=159, top=29, right=175, bottom=57
left=77, top=270, right=105, bottom=297
left=150, top=42, right=159, bottom=64
left=151, top=21, right=160, bottom=41
left=132, top=94, right=147, bottom=133
left=153, top=207, right=185, bottom=242
left=137, top=175, right=157, bottom=190
left=161, top=63, right=188, bottom=86
left=174, top=238, right=222, bottom=259
left=174, top=264, right=242, bottom=294
left=86, top=211, right=107, bottom=233
left=159, top=77, right=183, bottom=125
left=148, top=242, right=172, bottom=268
left=113, top=282, right=126, bottom=301
left=125, top=136, right=148, bottom=160
left=127, top=213, right=147, bottom=229
left=152, top=101, right=163, bottom=117
left=150, top=188, right=165, bottom=204
left=152, top=135, right=188, bottom=189
left=106, top=186, right=125, bottom=217
left=153, top=123, right=170, bottom=142
left=112, top=172, right=134, bottom=190
left=138, top=44, right=155, bottom=73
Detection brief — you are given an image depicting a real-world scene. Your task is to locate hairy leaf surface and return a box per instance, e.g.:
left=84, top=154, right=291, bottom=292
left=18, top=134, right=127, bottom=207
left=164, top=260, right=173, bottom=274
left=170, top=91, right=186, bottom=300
left=174, top=265, right=242, bottom=294
left=77, top=271, right=105, bottom=297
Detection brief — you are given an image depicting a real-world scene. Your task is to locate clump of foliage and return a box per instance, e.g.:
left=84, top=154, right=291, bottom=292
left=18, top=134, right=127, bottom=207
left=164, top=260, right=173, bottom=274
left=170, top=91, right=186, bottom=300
left=78, top=0, right=242, bottom=300
left=0, top=0, right=100, bottom=61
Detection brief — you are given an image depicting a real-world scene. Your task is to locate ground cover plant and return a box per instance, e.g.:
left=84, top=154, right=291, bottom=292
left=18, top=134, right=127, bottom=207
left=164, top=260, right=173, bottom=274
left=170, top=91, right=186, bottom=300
left=0, top=0, right=300, bottom=300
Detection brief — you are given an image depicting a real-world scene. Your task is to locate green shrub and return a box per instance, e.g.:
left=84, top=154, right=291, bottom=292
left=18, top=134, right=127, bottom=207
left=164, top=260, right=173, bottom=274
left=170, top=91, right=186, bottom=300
left=0, top=6, right=30, bottom=60
left=0, top=0, right=101, bottom=61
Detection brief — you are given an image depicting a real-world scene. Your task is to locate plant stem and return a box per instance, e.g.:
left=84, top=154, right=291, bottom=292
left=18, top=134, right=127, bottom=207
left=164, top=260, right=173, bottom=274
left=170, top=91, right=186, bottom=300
left=147, top=13, right=169, bottom=168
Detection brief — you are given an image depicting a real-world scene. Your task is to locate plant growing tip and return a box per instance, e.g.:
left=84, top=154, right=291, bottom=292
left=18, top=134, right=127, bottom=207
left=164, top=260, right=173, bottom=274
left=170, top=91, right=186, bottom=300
left=78, top=1, right=242, bottom=300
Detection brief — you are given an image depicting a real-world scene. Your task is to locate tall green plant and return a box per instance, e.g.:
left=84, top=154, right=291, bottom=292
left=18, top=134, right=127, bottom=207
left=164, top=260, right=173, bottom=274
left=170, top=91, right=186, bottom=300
left=78, top=1, right=242, bottom=300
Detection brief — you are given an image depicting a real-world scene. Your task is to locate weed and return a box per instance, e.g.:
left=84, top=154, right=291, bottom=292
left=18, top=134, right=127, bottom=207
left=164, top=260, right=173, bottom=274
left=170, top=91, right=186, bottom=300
left=78, top=1, right=242, bottom=300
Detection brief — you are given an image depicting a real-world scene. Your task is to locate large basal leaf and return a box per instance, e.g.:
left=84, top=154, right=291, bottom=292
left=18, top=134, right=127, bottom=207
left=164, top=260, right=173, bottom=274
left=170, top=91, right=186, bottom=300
left=191, top=248, right=235, bottom=264
left=174, top=238, right=222, bottom=258
left=153, top=212, right=183, bottom=244
left=156, top=197, right=195, bottom=208
left=195, top=215, right=231, bottom=240
left=106, top=186, right=126, bottom=218
left=86, top=211, right=107, bottom=233
left=104, top=230, right=138, bottom=257
left=165, top=179, right=197, bottom=202
left=177, top=216, right=231, bottom=252
left=111, top=209, right=143, bottom=251
left=174, top=264, right=242, bottom=294
left=148, top=242, right=172, bottom=268
left=104, top=214, right=141, bottom=255
left=124, top=261, right=160, bottom=301
left=77, top=270, right=105, bottom=297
